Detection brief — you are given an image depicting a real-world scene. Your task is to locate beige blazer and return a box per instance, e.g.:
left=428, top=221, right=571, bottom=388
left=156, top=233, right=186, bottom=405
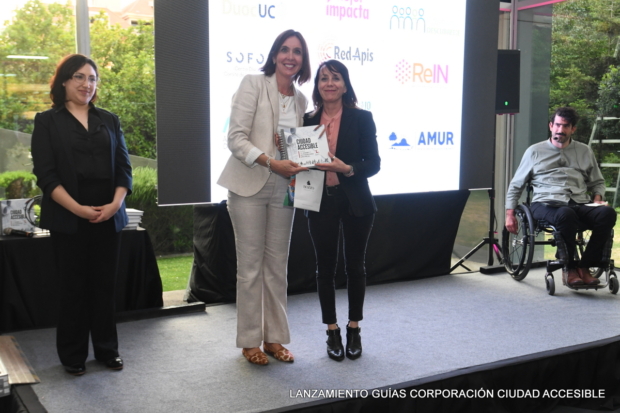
left=217, top=74, right=307, bottom=197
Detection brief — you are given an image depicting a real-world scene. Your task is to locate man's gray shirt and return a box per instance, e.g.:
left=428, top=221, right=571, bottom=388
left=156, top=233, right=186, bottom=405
left=505, top=139, right=605, bottom=210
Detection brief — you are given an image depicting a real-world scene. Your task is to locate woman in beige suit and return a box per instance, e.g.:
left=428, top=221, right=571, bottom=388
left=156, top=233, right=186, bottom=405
left=217, top=29, right=311, bottom=365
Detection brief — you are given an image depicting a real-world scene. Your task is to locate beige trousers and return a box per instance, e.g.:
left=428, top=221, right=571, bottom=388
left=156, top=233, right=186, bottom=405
left=227, top=173, right=294, bottom=348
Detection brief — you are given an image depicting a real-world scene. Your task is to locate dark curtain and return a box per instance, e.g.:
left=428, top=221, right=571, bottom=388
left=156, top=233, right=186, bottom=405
left=188, top=191, right=470, bottom=303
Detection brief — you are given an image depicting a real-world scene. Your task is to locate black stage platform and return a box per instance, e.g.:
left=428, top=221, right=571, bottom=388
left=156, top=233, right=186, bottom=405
left=4, top=268, right=620, bottom=413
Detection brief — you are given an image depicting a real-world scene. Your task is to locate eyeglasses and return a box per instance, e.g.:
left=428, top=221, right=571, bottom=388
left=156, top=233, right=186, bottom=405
left=71, top=73, right=99, bottom=85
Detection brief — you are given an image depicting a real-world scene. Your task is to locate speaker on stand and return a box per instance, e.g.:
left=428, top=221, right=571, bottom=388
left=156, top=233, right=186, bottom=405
left=450, top=49, right=520, bottom=274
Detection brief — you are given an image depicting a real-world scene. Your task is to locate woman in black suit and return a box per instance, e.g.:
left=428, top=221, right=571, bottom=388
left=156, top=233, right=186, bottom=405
left=31, top=54, right=132, bottom=376
left=303, top=60, right=380, bottom=361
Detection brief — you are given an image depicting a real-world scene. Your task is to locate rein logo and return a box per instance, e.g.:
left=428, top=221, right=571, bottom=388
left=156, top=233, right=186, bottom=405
left=390, top=6, right=425, bottom=31
left=395, top=60, right=448, bottom=84
left=326, top=0, right=369, bottom=21
left=222, top=1, right=275, bottom=18
left=418, top=132, right=454, bottom=146
left=226, top=51, right=265, bottom=64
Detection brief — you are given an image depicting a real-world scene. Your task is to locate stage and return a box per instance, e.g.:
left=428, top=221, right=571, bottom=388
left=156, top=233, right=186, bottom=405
left=5, top=268, right=620, bottom=413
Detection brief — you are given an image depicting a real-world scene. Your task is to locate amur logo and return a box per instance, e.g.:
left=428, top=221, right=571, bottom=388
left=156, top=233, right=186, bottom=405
left=395, top=60, right=448, bottom=84
left=389, top=132, right=411, bottom=150
left=390, top=6, right=425, bottom=31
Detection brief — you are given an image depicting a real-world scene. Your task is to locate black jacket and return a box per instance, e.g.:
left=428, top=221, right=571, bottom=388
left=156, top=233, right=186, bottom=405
left=31, top=105, right=133, bottom=234
left=303, top=106, right=380, bottom=217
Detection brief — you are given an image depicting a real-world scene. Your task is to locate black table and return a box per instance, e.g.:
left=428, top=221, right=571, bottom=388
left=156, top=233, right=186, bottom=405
left=0, top=229, right=163, bottom=332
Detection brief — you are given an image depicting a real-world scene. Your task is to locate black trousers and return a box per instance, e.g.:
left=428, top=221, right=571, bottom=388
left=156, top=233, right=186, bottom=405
left=307, top=186, right=374, bottom=325
left=50, top=179, right=122, bottom=366
left=530, top=201, right=616, bottom=268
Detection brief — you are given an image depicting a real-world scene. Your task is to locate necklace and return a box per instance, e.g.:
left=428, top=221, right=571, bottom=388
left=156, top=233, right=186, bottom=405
left=279, top=92, right=292, bottom=110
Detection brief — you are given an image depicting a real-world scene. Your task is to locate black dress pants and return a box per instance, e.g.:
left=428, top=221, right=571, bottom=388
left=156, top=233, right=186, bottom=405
left=50, top=180, right=122, bottom=366
left=307, top=186, right=374, bottom=325
left=530, top=201, right=616, bottom=268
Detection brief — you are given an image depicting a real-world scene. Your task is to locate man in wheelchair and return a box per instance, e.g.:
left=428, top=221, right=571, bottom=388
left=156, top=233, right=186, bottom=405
left=505, top=107, right=617, bottom=287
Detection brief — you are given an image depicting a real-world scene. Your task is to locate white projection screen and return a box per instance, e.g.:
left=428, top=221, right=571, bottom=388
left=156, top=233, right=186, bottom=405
left=154, top=0, right=498, bottom=205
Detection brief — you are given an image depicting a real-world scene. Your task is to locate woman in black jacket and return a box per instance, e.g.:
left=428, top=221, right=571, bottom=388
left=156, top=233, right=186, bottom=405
left=31, top=54, right=132, bottom=376
left=303, top=60, right=380, bottom=361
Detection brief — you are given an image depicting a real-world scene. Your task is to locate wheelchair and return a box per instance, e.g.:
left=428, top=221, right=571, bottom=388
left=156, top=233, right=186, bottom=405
left=501, top=195, right=618, bottom=296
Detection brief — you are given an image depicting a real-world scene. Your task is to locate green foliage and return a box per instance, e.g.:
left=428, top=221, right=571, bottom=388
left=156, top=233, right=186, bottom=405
left=0, top=1, right=156, bottom=158
left=0, top=170, right=39, bottom=198
left=125, top=167, right=193, bottom=255
left=157, top=255, right=193, bottom=292
left=550, top=0, right=620, bottom=143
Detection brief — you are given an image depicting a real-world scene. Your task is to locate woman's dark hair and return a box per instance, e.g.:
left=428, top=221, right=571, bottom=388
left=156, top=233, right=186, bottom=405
left=261, top=29, right=311, bottom=85
left=551, top=107, right=579, bottom=127
left=50, top=54, right=99, bottom=108
left=311, top=60, right=358, bottom=112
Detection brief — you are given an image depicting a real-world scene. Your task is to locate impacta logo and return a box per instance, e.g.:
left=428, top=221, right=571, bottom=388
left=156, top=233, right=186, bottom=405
left=389, top=6, right=425, bottom=31
left=395, top=60, right=448, bottom=85
left=222, top=0, right=276, bottom=19
left=326, top=0, right=370, bottom=21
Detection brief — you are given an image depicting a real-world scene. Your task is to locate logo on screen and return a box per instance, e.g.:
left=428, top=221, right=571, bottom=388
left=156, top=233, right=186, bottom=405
left=325, top=0, right=370, bottom=21
left=317, top=42, right=373, bottom=65
left=388, top=132, right=411, bottom=150
left=417, top=132, right=454, bottom=146
left=221, top=1, right=276, bottom=19
left=389, top=6, right=425, bottom=31
left=226, top=51, right=266, bottom=64
left=395, top=60, right=448, bottom=84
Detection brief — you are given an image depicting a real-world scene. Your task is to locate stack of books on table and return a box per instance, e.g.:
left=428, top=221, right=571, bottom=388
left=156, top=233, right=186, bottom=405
left=124, top=208, right=144, bottom=230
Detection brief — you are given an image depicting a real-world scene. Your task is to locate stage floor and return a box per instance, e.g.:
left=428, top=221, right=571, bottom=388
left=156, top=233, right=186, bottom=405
left=6, top=268, right=620, bottom=413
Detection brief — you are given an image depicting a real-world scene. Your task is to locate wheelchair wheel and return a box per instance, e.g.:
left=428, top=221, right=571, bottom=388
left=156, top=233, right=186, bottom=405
left=575, top=230, right=604, bottom=278
left=610, top=274, right=619, bottom=295
left=502, top=204, right=535, bottom=281
left=545, top=273, right=555, bottom=296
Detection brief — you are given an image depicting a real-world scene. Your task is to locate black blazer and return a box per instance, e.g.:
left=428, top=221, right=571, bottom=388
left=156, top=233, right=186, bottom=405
left=303, top=106, right=380, bottom=217
left=31, top=105, right=133, bottom=234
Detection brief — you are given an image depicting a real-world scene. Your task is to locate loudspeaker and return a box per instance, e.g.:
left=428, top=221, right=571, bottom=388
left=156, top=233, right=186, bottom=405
left=495, top=49, right=520, bottom=114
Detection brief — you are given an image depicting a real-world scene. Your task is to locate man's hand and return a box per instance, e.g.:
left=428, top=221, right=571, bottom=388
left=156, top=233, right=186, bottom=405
left=505, top=209, right=518, bottom=234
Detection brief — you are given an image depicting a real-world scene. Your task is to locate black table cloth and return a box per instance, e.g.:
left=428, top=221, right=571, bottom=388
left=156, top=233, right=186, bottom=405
left=0, top=229, right=163, bottom=332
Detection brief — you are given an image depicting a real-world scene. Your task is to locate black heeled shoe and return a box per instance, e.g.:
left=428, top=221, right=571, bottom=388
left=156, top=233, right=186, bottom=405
left=346, top=324, right=362, bottom=360
left=326, top=327, right=345, bottom=361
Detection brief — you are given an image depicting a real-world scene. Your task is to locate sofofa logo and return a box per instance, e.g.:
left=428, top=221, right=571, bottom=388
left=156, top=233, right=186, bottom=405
left=395, top=60, right=448, bottom=84
left=326, top=0, right=370, bottom=21
left=226, top=51, right=266, bottom=64
left=222, top=1, right=276, bottom=18
left=390, top=6, right=425, bottom=31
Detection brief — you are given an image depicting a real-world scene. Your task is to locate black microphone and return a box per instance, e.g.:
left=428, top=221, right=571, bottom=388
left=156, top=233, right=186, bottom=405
left=3, top=228, right=34, bottom=237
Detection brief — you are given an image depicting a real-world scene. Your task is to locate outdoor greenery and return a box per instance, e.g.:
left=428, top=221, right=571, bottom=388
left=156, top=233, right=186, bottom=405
left=0, top=0, right=156, bottom=158
left=125, top=167, right=193, bottom=255
left=0, top=170, right=38, bottom=198
left=157, top=255, right=193, bottom=292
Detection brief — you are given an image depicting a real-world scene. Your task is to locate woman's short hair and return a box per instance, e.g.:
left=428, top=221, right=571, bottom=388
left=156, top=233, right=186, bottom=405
left=261, top=29, right=311, bottom=85
left=311, top=60, right=358, bottom=111
left=50, top=54, right=99, bottom=108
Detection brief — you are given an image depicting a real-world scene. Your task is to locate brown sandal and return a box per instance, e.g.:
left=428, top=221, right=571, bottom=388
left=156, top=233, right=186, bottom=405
left=242, top=348, right=268, bottom=365
left=263, top=344, right=294, bottom=363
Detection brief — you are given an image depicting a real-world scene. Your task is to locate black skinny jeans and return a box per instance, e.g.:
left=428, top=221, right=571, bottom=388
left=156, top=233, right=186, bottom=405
left=530, top=201, right=616, bottom=268
left=307, top=186, right=374, bottom=325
